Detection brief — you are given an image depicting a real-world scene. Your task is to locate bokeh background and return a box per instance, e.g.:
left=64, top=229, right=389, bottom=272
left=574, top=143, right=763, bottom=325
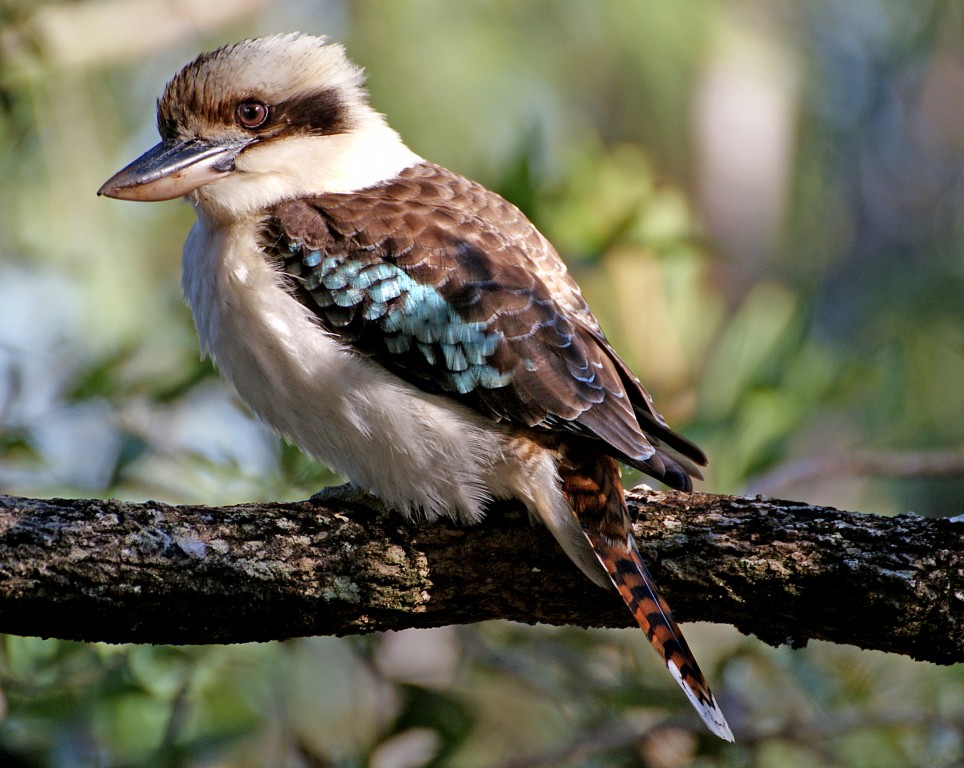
left=1, top=1, right=962, bottom=766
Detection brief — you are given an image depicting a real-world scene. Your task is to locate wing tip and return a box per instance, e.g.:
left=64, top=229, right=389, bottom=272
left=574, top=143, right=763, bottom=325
left=629, top=449, right=701, bottom=492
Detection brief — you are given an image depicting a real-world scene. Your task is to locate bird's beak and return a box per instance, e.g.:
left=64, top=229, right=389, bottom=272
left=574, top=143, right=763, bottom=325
left=98, top=137, right=253, bottom=201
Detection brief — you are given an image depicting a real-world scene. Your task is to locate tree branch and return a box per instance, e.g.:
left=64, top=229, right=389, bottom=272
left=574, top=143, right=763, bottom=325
left=1, top=490, right=961, bottom=664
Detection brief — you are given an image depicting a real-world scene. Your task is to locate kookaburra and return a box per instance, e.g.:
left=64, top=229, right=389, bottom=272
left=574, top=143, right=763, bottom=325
left=99, top=33, right=732, bottom=740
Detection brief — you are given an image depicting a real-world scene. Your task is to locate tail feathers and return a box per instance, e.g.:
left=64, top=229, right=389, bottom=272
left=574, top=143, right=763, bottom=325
left=558, top=449, right=730, bottom=739
left=586, top=530, right=734, bottom=742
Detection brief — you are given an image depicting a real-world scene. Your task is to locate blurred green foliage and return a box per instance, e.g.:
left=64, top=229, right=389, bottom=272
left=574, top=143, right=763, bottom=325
left=0, top=1, right=962, bottom=766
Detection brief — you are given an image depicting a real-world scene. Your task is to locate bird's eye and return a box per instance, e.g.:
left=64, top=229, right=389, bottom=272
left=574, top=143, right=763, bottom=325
left=236, top=99, right=269, bottom=129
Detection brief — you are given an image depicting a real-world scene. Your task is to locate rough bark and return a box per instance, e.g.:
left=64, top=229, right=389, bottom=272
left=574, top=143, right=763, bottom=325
left=0, top=490, right=961, bottom=664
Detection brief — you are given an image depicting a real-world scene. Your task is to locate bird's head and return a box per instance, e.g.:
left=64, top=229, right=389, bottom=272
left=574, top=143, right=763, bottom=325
left=99, top=33, right=419, bottom=219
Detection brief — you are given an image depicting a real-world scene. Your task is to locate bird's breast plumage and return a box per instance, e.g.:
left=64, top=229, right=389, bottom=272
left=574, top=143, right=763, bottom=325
left=181, top=210, right=521, bottom=523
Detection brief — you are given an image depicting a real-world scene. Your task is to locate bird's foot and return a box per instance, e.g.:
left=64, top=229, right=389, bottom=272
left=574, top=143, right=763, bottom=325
left=626, top=481, right=655, bottom=496
left=309, top=483, right=390, bottom=513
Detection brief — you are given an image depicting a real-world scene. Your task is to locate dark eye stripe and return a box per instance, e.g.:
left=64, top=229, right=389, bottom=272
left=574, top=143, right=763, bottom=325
left=272, top=88, right=351, bottom=137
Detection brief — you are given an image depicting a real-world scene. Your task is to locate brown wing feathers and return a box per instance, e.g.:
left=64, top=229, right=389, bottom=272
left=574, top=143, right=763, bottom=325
left=263, top=162, right=702, bottom=487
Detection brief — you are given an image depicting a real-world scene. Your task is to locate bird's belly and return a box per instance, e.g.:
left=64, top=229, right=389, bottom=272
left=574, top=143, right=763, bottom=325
left=182, top=220, right=507, bottom=521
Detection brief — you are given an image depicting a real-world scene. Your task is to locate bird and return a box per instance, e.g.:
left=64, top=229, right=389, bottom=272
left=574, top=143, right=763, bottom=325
left=98, top=33, right=733, bottom=741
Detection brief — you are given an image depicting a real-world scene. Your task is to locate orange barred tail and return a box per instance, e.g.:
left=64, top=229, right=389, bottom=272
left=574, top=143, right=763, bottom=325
left=586, top=529, right=734, bottom=741
left=560, top=451, right=732, bottom=741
